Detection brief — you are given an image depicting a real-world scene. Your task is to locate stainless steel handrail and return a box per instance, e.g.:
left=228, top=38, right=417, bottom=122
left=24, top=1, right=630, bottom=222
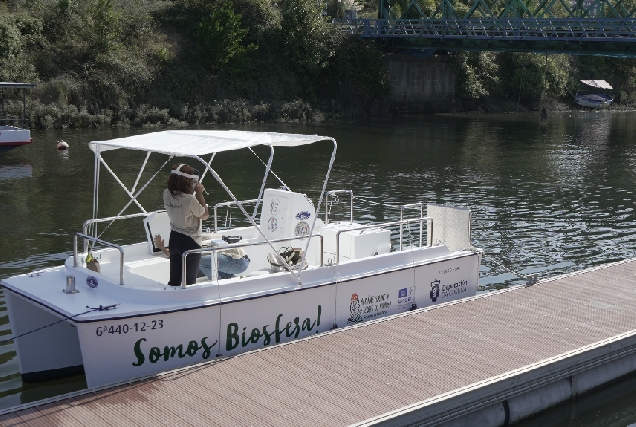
left=213, top=199, right=259, bottom=232
left=73, top=233, right=125, bottom=286
left=334, top=217, right=432, bottom=265
left=325, top=190, right=353, bottom=224
left=82, top=211, right=165, bottom=253
left=400, top=202, right=425, bottom=248
left=180, top=234, right=324, bottom=288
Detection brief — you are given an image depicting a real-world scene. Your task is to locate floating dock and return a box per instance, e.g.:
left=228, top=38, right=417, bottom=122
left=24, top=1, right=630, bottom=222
left=3, top=258, right=636, bottom=426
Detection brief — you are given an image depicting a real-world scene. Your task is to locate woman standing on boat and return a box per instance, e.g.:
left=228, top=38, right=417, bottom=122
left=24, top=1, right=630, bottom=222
left=164, top=164, right=209, bottom=286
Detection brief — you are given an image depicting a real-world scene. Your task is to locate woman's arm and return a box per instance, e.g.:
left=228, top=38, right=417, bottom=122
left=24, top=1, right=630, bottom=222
left=194, top=182, right=210, bottom=220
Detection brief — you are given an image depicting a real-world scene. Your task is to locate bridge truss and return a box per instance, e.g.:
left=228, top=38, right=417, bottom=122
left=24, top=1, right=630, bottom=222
left=378, top=0, right=636, bottom=20
left=335, top=18, right=636, bottom=55
left=334, top=0, right=636, bottom=55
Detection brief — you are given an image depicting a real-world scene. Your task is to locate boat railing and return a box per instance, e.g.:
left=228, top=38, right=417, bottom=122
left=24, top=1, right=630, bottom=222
left=0, top=117, right=30, bottom=129
left=181, top=234, right=324, bottom=288
left=73, top=233, right=125, bottom=286
left=400, top=202, right=425, bottom=248
left=213, top=199, right=259, bottom=232
left=335, top=217, right=433, bottom=265
left=82, top=212, right=162, bottom=253
left=325, top=190, right=353, bottom=224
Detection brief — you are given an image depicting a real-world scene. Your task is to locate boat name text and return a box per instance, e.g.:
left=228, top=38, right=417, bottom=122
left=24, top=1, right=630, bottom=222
left=132, top=336, right=218, bottom=367
left=226, top=305, right=322, bottom=351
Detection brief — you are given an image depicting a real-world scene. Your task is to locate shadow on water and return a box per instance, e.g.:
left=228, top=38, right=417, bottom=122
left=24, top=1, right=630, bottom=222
left=514, top=371, right=636, bottom=427
left=2, top=113, right=636, bottom=413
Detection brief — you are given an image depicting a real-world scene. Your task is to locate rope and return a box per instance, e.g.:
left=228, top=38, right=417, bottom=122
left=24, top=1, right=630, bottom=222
left=131, top=152, right=150, bottom=194
left=0, top=304, right=119, bottom=346
left=249, top=147, right=289, bottom=191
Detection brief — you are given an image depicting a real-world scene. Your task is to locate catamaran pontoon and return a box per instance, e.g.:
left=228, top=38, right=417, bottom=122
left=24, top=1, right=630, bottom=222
left=2, top=130, right=482, bottom=388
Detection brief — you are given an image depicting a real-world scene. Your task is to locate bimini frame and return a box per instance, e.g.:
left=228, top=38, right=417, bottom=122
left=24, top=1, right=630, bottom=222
left=87, top=130, right=337, bottom=287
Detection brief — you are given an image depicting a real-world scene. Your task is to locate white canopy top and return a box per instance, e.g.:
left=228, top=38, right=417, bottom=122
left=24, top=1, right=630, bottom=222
left=580, top=80, right=613, bottom=90
left=89, top=130, right=331, bottom=156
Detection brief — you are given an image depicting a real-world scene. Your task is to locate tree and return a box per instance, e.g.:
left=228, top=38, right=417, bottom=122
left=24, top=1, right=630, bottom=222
left=196, top=2, right=256, bottom=72
left=281, top=0, right=336, bottom=76
left=90, top=0, right=121, bottom=52
left=456, top=52, right=500, bottom=99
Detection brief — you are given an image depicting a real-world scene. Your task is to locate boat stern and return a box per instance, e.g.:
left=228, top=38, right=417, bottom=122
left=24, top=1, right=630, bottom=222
left=3, top=269, right=84, bottom=382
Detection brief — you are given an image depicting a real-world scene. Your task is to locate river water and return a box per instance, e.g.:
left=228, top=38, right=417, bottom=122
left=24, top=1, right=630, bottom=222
left=1, top=112, right=636, bottom=423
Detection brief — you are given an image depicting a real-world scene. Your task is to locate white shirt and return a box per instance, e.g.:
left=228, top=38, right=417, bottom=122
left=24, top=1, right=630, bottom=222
left=163, top=189, right=206, bottom=244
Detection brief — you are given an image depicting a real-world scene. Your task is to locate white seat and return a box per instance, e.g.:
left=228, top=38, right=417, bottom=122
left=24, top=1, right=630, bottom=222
left=143, top=211, right=171, bottom=255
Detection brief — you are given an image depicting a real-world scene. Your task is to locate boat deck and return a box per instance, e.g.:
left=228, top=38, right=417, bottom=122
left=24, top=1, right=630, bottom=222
left=3, top=259, right=636, bottom=426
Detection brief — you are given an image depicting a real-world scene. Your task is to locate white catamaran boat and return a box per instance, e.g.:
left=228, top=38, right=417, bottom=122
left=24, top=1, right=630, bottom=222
left=574, top=80, right=613, bottom=109
left=2, top=130, right=482, bottom=388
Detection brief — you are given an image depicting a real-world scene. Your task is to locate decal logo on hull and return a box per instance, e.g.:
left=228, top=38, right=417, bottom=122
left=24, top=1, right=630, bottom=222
left=398, top=286, right=416, bottom=310
left=347, top=293, right=392, bottom=324
left=86, top=276, right=98, bottom=288
left=348, top=294, right=363, bottom=324
left=430, top=279, right=440, bottom=302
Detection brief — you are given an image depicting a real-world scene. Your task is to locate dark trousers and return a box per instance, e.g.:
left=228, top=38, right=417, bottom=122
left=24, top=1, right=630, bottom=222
left=168, top=230, right=202, bottom=286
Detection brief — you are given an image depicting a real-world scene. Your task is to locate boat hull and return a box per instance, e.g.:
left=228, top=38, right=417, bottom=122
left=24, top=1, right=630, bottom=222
left=4, top=251, right=480, bottom=388
left=0, top=126, right=32, bottom=152
left=574, top=94, right=612, bottom=108
left=5, top=292, right=84, bottom=382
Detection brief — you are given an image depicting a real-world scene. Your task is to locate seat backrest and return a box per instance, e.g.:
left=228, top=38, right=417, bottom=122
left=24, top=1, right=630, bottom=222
left=143, top=211, right=171, bottom=255
left=427, top=204, right=471, bottom=251
left=259, top=188, right=316, bottom=240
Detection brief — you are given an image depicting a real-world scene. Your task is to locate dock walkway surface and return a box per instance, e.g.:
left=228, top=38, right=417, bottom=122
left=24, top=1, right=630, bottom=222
left=3, top=259, right=636, bottom=426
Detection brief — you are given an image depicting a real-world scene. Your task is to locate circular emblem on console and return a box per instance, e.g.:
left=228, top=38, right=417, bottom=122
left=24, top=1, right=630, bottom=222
left=270, top=199, right=280, bottom=215
left=86, top=276, right=99, bottom=288
left=294, top=221, right=310, bottom=236
left=268, top=217, right=278, bottom=231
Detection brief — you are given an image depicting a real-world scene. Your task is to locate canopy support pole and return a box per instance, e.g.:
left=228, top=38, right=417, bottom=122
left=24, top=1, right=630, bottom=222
left=252, top=146, right=275, bottom=220
left=297, top=138, right=338, bottom=282
left=193, top=151, right=303, bottom=284
left=98, top=155, right=147, bottom=214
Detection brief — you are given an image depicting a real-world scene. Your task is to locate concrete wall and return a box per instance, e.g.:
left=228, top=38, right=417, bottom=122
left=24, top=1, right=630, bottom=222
left=386, top=54, right=456, bottom=113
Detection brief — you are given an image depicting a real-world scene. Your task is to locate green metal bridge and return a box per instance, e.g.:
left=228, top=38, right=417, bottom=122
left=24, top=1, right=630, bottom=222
left=335, top=0, right=636, bottom=56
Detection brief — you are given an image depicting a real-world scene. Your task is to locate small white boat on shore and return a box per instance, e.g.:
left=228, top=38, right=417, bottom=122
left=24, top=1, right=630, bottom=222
left=0, top=82, right=36, bottom=152
left=2, top=130, right=482, bottom=388
left=574, top=80, right=613, bottom=109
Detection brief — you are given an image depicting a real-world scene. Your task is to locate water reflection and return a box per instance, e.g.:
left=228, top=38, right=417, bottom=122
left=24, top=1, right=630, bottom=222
left=0, top=164, right=31, bottom=180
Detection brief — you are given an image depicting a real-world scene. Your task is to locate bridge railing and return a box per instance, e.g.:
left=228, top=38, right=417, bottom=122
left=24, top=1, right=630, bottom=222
left=334, top=18, right=636, bottom=41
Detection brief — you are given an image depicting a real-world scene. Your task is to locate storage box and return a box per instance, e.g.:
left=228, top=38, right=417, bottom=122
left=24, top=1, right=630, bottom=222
left=322, top=222, right=391, bottom=264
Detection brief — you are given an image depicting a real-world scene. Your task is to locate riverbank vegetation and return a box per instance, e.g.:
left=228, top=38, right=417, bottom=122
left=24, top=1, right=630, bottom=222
left=1, top=0, right=636, bottom=128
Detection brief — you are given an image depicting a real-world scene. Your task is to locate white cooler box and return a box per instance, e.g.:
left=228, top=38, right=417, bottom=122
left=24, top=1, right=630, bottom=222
left=322, top=222, right=391, bottom=264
